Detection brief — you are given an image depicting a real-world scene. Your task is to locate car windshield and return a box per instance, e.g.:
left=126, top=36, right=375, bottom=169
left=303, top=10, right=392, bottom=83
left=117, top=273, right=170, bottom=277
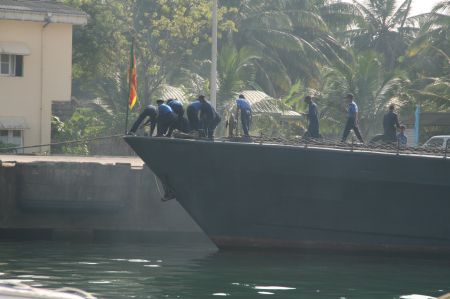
left=426, top=138, right=444, bottom=148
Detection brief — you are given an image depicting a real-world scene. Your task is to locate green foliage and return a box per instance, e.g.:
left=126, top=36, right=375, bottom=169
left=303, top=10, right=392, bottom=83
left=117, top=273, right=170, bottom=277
left=251, top=115, right=304, bottom=137
left=0, top=141, right=18, bottom=153
left=317, top=51, right=409, bottom=138
left=51, top=109, right=108, bottom=155
left=217, top=44, right=260, bottom=109
left=340, top=0, right=416, bottom=70
left=62, top=0, right=236, bottom=108
left=58, top=0, right=450, bottom=145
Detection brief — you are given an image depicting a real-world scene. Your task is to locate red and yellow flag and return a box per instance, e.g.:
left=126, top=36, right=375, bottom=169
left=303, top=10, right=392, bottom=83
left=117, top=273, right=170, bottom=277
left=128, top=43, right=138, bottom=110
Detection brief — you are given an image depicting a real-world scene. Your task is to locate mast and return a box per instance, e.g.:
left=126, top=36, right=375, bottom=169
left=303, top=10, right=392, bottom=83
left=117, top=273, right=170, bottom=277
left=210, top=0, right=218, bottom=109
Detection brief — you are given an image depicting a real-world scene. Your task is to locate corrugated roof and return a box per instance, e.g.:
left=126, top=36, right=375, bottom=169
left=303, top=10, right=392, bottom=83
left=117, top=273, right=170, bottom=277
left=233, top=90, right=302, bottom=120
left=0, top=0, right=88, bottom=25
left=159, top=85, right=190, bottom=104
left=0, top=116, right=29, bottom=129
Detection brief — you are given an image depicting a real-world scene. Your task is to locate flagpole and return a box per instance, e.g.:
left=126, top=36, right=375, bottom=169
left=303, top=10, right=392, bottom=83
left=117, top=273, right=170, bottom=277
left=210, top=0, right=218, bottom=109
left=125, top=45, right=131, bottom=135
left=125, top=94, right=130, bottom=134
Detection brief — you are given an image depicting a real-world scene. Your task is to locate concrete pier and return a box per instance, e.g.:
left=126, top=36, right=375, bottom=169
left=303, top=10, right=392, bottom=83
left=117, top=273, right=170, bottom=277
left=0, top=155, right=203, bottom=242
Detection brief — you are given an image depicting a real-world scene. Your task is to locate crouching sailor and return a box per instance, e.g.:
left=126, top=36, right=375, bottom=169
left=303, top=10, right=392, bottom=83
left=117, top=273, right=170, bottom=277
left=199, top=95, right=221, bottom=139
left=129, top=105, right=157, bottom=136
left=187, top=96, right=203, bottom=132
left=156, top=99, right=177, bottom=137
left=167, top=98, right=189, bottom=133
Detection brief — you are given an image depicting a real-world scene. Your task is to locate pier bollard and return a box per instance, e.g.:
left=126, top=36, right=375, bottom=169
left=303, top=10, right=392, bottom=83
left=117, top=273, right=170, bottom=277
left=259, top=131, right=263, bottom=145
left=351, top=137, right=354, bottom=152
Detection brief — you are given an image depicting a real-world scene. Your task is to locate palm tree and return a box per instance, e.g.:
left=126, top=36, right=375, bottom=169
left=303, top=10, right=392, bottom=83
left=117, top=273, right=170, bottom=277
left=402, top=0, right=450, bottom=110
left=318, top=51, right=409, bottom=138
left=342, top=0, right=417, bottom=71
left=217, top=44, right=261, bottom=109
left=221, top=0, right=351, bottom=97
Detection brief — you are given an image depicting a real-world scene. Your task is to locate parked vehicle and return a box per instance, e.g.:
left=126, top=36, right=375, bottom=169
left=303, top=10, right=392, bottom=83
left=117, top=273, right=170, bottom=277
left=422, top=135, right=450, bottom=149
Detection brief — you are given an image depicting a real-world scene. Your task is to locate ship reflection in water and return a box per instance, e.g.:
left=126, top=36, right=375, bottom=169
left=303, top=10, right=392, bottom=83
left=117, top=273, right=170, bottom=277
left=0, top=235, right=449, bottom=299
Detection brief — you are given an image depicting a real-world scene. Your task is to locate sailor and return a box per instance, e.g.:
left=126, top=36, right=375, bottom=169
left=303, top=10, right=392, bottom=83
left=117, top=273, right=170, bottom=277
left=303, top=96, right=320, bottom=138
left=383, top=104, right=401, bottom=142
left=236, top=94, right=252, bottom=137
left=156, top=99, right=177, bottom=137
left=341, top=93, right=364, bottom=143
left=186, top=96, right=203, bottom=132
left=199, top=95, right=221, bottom=139
left=167, top=99, right=189, bottom=133
left=129, top=105, right=158, bottom=136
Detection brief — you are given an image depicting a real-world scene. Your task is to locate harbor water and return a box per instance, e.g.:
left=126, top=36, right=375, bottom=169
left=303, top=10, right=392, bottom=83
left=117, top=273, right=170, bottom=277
left=0, top=234, right=449, bottom=299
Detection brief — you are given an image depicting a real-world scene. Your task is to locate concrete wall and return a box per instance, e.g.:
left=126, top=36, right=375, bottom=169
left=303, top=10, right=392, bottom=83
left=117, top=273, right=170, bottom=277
left=0, top=160, right=202, bottom=241
left=0, top=20, right=73, bottom=153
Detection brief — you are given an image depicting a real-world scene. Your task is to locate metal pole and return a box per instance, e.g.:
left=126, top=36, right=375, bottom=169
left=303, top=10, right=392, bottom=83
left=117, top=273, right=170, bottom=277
left=415, top=105, right=421, bottom=146
left=125, top=99, right=130, bottom=134
left=210, top=0, right=218, bottom=109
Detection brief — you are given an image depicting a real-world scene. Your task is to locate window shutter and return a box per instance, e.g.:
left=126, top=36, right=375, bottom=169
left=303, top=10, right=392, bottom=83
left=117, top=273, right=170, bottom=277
left=15, top=55, right=23, bottom=77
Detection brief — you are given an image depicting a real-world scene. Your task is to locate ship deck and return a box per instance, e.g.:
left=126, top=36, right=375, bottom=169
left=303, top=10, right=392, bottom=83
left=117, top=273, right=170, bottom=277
left=174, top=134, right=450, bottom=160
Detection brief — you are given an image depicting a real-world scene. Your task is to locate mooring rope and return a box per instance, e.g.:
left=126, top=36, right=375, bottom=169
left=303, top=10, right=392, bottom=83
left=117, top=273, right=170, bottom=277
left=1, top=131, right=448, bottom=159
left=0, top=134, right=123, bottom=153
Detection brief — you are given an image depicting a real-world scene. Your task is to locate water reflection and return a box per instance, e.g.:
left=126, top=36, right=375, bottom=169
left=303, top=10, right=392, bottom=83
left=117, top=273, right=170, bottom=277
left=0, top=236, right=449, bottom=299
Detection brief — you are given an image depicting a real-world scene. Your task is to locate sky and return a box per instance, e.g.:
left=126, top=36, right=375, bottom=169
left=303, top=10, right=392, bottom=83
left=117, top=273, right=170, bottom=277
left=409, top=0, right=442, bottom=15
left=344, top=0, right=443, bottom=16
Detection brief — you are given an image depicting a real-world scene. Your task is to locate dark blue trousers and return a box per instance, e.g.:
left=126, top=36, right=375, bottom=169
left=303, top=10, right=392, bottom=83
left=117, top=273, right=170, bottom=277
left=241, top=109, right=251, bottom=137
left=187, top=106, right=200, bottom=131
left=130, top=107, right=156, bottom=134
left=157, top=112, right=177, bottom=137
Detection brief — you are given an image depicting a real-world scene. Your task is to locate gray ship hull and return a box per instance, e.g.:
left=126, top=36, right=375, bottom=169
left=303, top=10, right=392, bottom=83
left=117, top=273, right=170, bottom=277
left=124, top=136, right=450, bottom=253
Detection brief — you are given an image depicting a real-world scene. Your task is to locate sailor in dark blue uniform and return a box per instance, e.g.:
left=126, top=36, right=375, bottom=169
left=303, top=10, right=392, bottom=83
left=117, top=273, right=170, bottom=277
left=156, top=99, right=177, bottom=137
left=236, top=94, right=252, bottom=137
left=303, top=96, right=320, bottom=138
left=341, top=93, right=364, bottom=143
left=199, top=95, right=221, bottom=139
left=167, top=99, right=189, bottom=133
left=383, top=104, right=400, bottom=142
left=129, top=105, right=158, bottom=136
left=186, top=96, right=203, bottom=132
left=167, top=99, right=184, bottom=117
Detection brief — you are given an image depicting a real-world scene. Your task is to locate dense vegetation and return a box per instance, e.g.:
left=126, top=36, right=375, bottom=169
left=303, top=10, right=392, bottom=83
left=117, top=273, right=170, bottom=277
left=54, top=0, right=450, bottom=152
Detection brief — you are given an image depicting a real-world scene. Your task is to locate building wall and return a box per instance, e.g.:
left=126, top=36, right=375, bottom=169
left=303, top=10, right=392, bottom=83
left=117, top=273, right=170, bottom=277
left=0, top=20, right=73, bottom=153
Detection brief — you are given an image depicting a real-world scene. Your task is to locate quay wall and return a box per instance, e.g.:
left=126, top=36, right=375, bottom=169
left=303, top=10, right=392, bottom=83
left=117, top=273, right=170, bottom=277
left=0, top=158, right=202, bottom=242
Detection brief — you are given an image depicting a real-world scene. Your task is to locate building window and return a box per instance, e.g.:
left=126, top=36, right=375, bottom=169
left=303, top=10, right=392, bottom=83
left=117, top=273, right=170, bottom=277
left=0, top=54, right=23, bottom=77
left=0, top=130, right=23, bottom=146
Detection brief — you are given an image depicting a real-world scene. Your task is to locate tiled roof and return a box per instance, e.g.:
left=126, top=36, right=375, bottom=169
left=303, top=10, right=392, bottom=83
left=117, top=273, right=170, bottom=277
left=0, top=0, right=87, bottom=24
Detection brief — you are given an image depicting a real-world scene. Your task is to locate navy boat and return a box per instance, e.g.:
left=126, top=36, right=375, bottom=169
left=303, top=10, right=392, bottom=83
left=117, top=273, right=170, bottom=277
left=124, top=136, right=450, bottom=253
